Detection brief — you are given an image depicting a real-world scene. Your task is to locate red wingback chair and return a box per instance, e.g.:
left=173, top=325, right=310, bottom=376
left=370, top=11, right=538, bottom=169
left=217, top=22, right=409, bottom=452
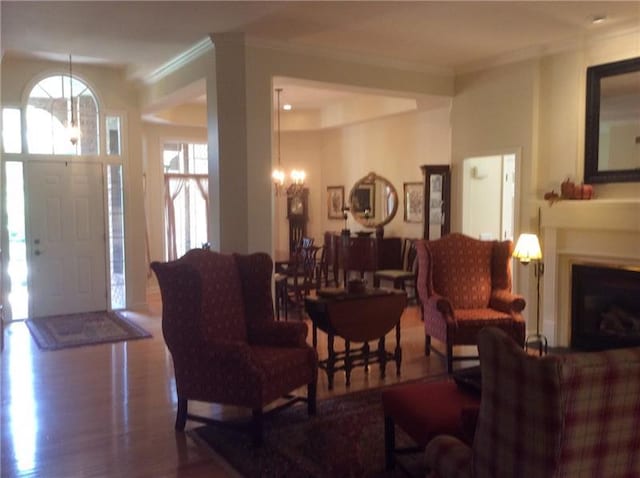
left=415, top=234, right=525, bottom=373
left=151, top=249, right=318, bottom=445
left=425, top=327, right=640, bottom=478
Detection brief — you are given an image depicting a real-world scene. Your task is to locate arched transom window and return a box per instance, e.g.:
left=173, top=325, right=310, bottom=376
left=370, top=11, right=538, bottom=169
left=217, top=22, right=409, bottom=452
left=27, top=75, right=99, bottom=155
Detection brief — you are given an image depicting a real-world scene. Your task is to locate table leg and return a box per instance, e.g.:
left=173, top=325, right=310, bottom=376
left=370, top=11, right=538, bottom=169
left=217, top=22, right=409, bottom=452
left=312, top=323, right=318, bottom=349
left=345, top=339, right=352, bottom=386
left=395, top=321, right=402, bottom=376
left=327, top=333, right=336, bottom=390
left=378, top=336, right=387, bottom=379
left=283, top=286, right=288, bottom=320
left=363, top=341, right=370, bottom=373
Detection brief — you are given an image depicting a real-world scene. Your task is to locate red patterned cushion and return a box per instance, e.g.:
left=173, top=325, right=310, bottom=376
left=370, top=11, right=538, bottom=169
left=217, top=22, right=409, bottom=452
left=382, top=380, right=480, bottom=447
left=429, top=235, right=494, bottom=309
left=179, top=249, right=247, bottom=343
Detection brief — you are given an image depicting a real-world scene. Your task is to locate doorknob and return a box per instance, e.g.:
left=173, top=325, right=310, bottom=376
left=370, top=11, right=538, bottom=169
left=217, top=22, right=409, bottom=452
left=34, top=250, right=42, bottom=256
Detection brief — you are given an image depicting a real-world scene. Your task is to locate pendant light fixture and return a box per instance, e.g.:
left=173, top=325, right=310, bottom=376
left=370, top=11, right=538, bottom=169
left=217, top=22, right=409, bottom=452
left=67, top=54, right=80, bottom=146
left=271, top=87, right=305, bottom=196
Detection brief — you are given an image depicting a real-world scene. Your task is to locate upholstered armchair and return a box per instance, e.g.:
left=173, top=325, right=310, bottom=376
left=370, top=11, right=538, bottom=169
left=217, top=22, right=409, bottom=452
left=425, top=327, right=640, bottom=478
left=151, top=249, right=318, bottom=445
left=415, top=234, right=525, bottom=373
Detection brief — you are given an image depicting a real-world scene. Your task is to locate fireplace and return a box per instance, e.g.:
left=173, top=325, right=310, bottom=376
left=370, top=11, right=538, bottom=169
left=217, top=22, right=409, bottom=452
left=571, top=264, right=640, bottom=351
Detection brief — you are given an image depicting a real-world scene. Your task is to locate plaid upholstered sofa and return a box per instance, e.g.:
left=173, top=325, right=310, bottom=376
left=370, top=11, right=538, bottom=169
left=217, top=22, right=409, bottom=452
left=151, top=249, right=318, bottom=445
left=425, top=327, right=640, bottom=477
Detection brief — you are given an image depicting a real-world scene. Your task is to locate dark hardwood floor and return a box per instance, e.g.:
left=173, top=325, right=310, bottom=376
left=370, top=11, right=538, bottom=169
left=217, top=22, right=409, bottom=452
left=1, top=296, right=454, bottom=478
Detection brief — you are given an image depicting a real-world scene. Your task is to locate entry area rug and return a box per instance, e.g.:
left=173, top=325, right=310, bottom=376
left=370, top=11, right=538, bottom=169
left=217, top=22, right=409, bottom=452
left=188, top=378, right=444, bottom=478
left=26, top=310, right=151, bottom=350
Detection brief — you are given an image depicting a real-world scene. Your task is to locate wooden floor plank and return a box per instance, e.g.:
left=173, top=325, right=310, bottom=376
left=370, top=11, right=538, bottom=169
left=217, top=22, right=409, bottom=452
left=1, top=298, right=458, bottom=478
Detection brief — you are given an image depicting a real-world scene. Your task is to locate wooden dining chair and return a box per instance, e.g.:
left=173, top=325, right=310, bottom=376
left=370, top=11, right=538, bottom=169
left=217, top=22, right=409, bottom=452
left=286, top=245, right=322, bottom=317
left=374, top=238, right=418, bottom=302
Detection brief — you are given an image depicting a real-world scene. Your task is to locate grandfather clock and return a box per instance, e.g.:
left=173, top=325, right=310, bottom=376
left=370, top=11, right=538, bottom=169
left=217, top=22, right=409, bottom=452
left=287, top=188, right=309, bottom=254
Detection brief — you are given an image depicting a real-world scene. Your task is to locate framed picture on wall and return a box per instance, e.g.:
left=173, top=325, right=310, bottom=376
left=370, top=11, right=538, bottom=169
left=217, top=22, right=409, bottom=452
left=404, top=182, right=423, bottom=223
left=327, top=186, right=345, bottom=219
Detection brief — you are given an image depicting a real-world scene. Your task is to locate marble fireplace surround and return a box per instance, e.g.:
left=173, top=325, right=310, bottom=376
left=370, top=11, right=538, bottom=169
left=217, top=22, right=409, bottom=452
left=540, top=199, right=640, bottom=347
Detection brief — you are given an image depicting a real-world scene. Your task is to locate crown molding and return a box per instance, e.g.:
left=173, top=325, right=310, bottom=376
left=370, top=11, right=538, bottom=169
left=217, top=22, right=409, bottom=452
left=245, top=35, right=454, bottom=78
left=456, top=23, right=640, bottom=76
left=143, top=37, right=213, bottom=85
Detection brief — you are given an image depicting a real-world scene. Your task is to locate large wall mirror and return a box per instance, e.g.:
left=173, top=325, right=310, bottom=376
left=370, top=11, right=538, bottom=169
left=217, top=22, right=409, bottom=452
left=348, top=172, right=398, bottom=228
left=585, top=56, right=640, bottom=183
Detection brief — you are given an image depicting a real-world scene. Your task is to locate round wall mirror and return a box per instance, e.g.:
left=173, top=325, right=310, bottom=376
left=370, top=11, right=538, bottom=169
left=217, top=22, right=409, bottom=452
left=348, top=172, right=398, bottom=228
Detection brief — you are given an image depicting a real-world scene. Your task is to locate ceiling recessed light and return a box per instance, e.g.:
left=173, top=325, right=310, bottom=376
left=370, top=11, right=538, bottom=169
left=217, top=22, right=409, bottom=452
left=283, top=104, right=292, bottom=111
left=591, top=15, right=607, bottom=24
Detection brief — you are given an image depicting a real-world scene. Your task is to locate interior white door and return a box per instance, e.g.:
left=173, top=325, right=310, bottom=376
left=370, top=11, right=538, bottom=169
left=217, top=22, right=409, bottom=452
left=26, top=162, right=107, bottom=317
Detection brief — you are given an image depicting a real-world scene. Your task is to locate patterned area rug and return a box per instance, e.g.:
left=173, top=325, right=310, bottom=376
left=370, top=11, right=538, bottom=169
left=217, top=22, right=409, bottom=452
left=25, top=311, right=151, bottom=350
left=189, top=377, right=445, bottom=478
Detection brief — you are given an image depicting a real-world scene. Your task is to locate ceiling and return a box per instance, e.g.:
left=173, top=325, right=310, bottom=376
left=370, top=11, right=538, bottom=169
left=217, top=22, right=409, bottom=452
left=2, top=1, right=639, bottom=114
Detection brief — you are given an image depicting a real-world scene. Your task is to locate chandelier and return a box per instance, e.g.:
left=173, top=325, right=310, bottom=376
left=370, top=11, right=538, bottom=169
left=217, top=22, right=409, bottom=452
left=272, top=88, right=306, bottom=196
left=67, top=54, right=80, bottom=145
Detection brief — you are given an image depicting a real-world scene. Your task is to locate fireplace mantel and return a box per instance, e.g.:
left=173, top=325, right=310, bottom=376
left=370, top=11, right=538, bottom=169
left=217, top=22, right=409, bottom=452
left=542, top=199, right=640, bottom=232
left=539, top=198, right=640, bottom=347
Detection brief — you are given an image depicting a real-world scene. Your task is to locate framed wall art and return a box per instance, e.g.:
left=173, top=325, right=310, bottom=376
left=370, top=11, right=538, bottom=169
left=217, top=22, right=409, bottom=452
left=403, top=182, right=423, bottom=223
left=327, top=186, right=345, bottom=219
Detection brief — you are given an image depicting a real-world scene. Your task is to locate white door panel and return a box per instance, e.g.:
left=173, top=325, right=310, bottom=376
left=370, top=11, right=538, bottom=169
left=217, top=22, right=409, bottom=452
left=27, top=162, right=107, bottom=317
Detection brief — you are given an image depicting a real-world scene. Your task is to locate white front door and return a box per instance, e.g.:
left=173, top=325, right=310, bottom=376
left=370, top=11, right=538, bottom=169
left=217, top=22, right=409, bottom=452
left=26, top=161, right=107, bottom=317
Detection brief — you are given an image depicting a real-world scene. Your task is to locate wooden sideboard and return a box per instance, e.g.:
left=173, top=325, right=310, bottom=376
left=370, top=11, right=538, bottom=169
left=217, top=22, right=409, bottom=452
left=323, top=232, right=403, bottom=286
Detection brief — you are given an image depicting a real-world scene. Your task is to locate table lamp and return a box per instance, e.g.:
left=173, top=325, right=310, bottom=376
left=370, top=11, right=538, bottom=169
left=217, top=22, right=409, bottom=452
left=513, top=233, right=547, bottom=355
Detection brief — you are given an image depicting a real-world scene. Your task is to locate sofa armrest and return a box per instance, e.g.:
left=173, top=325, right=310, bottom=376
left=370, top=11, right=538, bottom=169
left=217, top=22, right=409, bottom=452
left=434, top=294, right=455, bottom=317
left=425, top=435, right=473, bottom=478
left=424, top=293, right=454, bottom=316
left=422, top=294, right=458, bottom=330
left=489, top=289, right=525, bottom=314
left=249, top=321, right=309, bottom=347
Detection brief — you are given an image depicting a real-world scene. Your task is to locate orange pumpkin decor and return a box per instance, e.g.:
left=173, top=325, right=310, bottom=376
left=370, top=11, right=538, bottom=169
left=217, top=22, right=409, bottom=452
left=559, top=178, right=593, bottom=200
left=561, top=178, right=576, bottom=199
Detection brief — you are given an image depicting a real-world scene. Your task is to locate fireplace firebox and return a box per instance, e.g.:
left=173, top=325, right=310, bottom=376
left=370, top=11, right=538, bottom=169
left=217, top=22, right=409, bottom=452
left=571, top=264, right=640, bottom=351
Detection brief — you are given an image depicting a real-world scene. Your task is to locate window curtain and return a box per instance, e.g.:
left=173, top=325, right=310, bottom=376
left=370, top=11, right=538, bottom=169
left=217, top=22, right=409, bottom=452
left=164, top=174, right=209, bottom=261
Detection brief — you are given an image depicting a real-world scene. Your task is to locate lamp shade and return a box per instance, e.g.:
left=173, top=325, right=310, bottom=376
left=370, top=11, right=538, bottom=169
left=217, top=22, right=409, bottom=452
left=513, top=233, right=542, bottom=263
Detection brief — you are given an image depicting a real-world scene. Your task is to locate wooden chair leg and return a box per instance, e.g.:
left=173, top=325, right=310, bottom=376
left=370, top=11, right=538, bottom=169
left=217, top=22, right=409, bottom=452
left=384, top=415, right=396, bottom=470
left=275, top=285, right=282, bottom=320
left=252, top=409, right=263, bottom=446
left=424, top=334, right=431, bottom=356
left=307, top=381, right=317, bottom=415
left=446, top=344, right=454, bottom=374
left=175, top=398, right=187, bottom=430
